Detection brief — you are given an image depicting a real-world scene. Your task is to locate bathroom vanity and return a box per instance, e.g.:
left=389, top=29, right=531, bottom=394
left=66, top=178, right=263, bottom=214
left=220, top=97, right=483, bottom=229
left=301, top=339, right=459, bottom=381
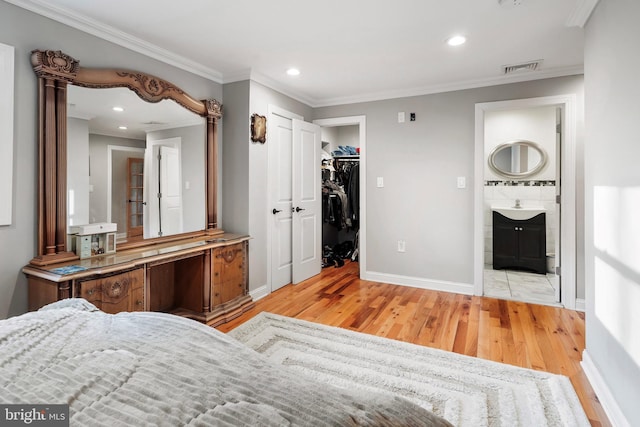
left=492, top=209, right=546, bottom=274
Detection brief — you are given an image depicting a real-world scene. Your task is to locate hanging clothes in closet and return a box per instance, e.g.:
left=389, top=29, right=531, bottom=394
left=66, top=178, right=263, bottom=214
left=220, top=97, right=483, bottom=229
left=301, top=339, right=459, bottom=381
left=322, top=156, right=360, bottom=267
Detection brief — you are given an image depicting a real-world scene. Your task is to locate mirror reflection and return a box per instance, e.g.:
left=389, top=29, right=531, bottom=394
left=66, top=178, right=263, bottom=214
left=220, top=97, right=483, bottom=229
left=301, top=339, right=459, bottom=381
left=67, top=86, right=206, bottom=242
left=488, top=140, right=548, bottom=179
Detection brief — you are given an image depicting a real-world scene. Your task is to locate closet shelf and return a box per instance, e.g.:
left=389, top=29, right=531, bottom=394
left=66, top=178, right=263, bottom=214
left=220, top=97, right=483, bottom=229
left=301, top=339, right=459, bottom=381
left=333, top=155, right=360, bottom=160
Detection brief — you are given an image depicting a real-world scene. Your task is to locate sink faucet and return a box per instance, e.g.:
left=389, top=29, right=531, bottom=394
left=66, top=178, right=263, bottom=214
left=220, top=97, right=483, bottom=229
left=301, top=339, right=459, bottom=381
left=514, top=199, right=521, bottom=208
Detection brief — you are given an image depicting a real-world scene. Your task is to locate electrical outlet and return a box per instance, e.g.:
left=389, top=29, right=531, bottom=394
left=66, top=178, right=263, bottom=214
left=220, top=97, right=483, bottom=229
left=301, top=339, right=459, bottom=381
left=398, top=112, right=405, bottom=123
left=397, top=240, right=406, bottom=253
left=410, top=113, right=416, bottom=121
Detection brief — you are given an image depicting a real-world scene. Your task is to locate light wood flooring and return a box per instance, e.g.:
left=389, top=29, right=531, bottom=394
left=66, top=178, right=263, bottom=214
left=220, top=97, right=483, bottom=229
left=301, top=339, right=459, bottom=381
left=216, top=261, right=610, bottom=426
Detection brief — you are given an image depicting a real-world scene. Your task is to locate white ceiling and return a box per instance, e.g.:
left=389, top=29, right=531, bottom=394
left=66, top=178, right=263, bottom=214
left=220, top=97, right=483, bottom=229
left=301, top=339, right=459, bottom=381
left=11, top=0, right=592, bottom=107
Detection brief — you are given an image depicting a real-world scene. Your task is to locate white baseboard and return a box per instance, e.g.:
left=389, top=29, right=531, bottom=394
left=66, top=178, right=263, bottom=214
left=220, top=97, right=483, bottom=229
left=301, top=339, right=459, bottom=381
left=581, top=350, right=630, bottom=427
left=250, top=285, right=269, bottom=302
left=362, top=271, right=474, bottom=295
left=575, top=298, right=586, bottom=312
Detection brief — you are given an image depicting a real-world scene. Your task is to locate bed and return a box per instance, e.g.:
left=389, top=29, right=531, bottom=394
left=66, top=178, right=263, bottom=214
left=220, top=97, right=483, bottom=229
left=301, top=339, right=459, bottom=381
left=0, top=299, right=451, bottom=426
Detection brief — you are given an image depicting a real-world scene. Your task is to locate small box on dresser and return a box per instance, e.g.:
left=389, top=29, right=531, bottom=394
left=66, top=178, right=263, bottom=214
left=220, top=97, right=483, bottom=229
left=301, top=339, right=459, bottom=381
left=69, top=223, right=117, bottom=258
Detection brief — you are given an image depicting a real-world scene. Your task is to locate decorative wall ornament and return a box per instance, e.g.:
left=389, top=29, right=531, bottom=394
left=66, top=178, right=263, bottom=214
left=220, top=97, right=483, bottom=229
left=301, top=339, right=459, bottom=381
left=251, top=114, right=266, bottom=144
left=0, top=42, right=14, bottom=226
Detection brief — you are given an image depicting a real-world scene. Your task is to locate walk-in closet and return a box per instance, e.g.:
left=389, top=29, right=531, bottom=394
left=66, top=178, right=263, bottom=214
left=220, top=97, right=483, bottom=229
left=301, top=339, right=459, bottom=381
left=320, top=125, right=360, bottom=269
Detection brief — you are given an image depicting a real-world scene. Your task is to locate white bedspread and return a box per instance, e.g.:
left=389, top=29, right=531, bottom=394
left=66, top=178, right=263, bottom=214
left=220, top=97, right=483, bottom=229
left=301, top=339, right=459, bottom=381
left=0, top=299, right=451, bottom=426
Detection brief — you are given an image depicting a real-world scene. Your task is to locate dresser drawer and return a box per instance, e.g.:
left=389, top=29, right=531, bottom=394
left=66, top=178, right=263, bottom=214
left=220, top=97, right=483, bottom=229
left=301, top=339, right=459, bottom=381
left=76, top=268, right=144, bottom=314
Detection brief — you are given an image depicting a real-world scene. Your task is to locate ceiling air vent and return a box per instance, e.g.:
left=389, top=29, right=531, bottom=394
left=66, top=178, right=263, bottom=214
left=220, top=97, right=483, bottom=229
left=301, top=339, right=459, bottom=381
left=502, top=60, right=542, bottom=75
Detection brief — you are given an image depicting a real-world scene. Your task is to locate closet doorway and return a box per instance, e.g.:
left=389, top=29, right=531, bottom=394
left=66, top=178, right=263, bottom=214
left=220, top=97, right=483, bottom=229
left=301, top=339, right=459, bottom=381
left=314, top=116, right=367, bottom=279
left=268, top=107, right=323, bottom=292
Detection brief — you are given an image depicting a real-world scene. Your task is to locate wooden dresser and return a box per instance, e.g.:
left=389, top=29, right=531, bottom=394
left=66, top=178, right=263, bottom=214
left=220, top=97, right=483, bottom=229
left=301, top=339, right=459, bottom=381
left=23, top=234, right=253, bottom=326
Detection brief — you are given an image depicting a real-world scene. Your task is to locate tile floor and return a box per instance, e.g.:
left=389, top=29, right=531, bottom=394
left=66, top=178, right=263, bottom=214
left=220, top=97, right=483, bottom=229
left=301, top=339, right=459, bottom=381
left=484, top=266, right=561, bottom=307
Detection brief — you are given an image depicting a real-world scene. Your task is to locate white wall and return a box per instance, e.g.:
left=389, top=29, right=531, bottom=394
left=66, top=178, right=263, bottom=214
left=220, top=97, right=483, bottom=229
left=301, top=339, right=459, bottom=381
left=0, top=1, right=222, bottom=319
left=68, top=117, right=90, bottom=228
left=314, top=76, right=584, bottom=295
left=584, top=0, right=640, bottom=424
left=484, top=107, right=557, bottom=181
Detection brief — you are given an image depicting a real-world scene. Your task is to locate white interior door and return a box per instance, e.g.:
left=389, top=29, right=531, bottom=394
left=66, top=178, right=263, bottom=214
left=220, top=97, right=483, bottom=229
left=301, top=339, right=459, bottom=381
left=159, top=145, right=183, bottom=236
left=270, top=115, right=294, bottom=291
left=292, top=119, right=322, bottom=284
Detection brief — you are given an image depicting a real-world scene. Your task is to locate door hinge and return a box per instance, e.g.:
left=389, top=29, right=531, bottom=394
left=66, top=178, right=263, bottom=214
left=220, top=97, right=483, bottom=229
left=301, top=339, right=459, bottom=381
left=157, top=192, right=162, bottom=199
left=555, top=266, right=561, bottom=276
left=556, top=123, right=561, bottom=133
left=556, top=194, right=561, bottom=204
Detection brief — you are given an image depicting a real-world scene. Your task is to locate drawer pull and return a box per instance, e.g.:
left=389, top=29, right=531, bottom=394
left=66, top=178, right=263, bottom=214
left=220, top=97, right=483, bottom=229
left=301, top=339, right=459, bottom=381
left=104, top=278, right=129, bottom=298
left=87, top=289, right=95, bottom=296
left=136, top=300, right=143, bottom=306
left=216, top=248, right=241, bottom=263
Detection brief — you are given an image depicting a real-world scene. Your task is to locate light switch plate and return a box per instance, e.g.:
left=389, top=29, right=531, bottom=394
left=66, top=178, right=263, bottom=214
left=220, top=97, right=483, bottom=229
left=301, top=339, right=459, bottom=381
left=457, top=176, right=466, bottom=188
left=398, top=112, right=405, bottom=123
left=377, top=177, right=384, bottom=188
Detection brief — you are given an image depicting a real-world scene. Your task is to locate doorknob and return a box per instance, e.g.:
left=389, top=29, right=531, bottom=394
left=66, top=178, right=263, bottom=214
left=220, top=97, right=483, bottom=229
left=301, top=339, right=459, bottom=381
left=295, top=207, right=305, bottom=212
left=272, top=208, right=282, bottom=215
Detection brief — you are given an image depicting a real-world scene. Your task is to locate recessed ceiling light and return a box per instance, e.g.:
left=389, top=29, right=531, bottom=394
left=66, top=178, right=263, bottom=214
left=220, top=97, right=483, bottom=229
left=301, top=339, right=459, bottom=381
left=118, top=126, right=127, bottom=130
left=112, top=106, right=124, bottom=112
left=286, top=68, right=300, bottom=76
left=447, top=35, right=467, bottom=46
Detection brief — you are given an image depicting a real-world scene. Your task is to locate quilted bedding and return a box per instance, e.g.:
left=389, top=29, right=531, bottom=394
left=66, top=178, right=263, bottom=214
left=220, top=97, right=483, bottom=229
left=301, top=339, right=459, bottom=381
left=0, top=299, right=451, bottom=426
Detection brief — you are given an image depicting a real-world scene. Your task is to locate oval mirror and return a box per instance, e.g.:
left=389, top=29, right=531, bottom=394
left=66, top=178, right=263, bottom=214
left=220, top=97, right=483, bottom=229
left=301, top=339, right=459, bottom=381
left=488, top=140, right=548, bottom=179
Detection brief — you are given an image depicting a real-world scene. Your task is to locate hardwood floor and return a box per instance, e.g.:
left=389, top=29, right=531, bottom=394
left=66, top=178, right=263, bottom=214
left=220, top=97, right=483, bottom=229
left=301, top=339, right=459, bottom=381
left=216, top=261, right=610, bottom=426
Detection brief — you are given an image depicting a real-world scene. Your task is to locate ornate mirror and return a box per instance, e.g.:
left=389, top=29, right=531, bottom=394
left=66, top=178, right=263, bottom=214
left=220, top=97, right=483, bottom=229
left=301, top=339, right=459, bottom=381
left=488, top=140, right=548, bottom=179
left=31, top=50, right=222, bottom=265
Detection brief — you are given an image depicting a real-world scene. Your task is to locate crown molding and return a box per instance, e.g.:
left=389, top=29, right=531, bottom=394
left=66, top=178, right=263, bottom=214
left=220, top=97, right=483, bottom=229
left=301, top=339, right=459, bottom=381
left=7, top=0, right=586, bottom=109
left=5, top=0, right=223, bottom=82
left=246, top=71, right=317, bottom=107
left=566, top=0, right=600, bottom=28
left=313, top=65, right=584, bottom=108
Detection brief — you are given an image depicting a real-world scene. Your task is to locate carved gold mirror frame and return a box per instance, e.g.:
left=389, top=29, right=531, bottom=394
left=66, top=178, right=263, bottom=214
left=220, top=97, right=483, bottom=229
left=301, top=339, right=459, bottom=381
left=30, top=50, right=222, bottom=265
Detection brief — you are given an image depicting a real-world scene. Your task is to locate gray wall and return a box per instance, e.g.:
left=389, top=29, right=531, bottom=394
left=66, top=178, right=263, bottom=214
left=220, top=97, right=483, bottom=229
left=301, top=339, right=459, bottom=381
left=584, top=0, right=640, bottom=424
left=221, top=81, right=250, bottom=235
left=0, top=1, right=221, bottom=318
left=313, top=76, right=585, bottom=295
left=222, top=80, right=313, bottom=293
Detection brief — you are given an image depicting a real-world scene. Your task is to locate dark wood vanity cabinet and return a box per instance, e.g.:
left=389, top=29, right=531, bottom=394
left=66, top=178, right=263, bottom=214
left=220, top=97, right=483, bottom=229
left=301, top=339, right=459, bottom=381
left=493, top=211, right=546, bottom=274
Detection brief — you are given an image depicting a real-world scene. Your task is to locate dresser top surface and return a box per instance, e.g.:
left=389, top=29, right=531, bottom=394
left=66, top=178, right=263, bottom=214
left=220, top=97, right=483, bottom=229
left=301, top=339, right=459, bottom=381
left=24, top=233, right=249, bottom=281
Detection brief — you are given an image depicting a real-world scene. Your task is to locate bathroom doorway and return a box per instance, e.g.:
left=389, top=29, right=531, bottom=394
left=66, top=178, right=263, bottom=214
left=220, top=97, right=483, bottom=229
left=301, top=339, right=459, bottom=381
left=474, top=95, right=578, bottom=310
